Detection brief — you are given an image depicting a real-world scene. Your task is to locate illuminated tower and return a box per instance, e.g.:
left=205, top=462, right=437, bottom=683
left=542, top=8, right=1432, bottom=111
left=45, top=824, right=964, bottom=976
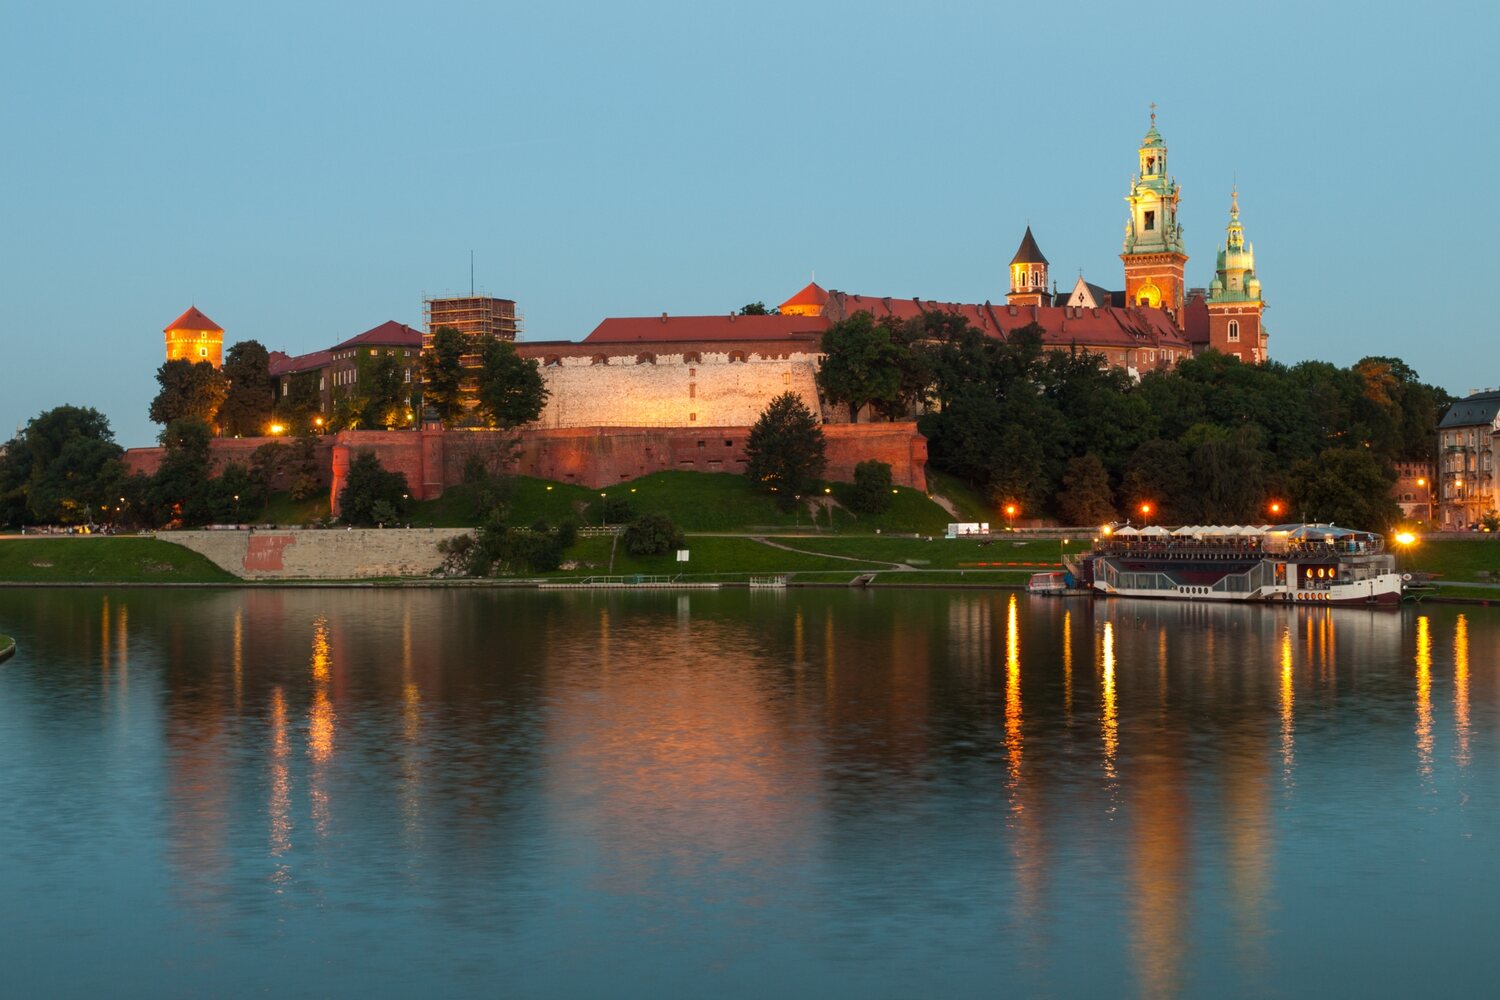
left=1007, top=226, right=1049, bottom=307
left=1121, top=110, right=1188, bottom=315
left=164, top=306, right=224, bottom=367
left=1205, top=188, right=1267, bottom=362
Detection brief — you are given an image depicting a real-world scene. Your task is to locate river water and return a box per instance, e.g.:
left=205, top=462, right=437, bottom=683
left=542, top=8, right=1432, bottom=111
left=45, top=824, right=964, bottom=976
left=0, top=587, right=1495, bottom=998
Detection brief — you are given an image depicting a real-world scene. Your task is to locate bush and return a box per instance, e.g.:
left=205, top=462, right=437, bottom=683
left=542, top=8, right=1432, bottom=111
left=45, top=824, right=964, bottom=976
left=556, top=517, right=578, bottom=549
left=849, top=460, right=893, bottom=514
left=338, top=451, right=410, bottom=527
left=622, top=512, right=684, bottom=556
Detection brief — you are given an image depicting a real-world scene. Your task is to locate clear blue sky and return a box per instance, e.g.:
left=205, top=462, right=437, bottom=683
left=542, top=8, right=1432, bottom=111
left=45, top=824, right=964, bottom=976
left=2, top=1, right=1493, bottom=448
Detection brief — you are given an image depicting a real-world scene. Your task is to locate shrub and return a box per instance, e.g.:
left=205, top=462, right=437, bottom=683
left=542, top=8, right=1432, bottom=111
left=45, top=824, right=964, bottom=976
left=622, top=512, right=684, bottom=556
left=849, top=460, right=893, bottom=514
left=338, top=451, right=410, bottom=527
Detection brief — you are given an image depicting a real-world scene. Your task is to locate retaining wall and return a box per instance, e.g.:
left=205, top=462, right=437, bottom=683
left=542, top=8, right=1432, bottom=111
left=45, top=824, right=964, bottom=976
left=158, top=528, right=470, bottom=580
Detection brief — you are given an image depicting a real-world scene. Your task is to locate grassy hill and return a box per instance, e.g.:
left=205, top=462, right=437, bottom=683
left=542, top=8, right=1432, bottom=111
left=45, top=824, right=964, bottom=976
left=0, top=537, right=238, bottom=584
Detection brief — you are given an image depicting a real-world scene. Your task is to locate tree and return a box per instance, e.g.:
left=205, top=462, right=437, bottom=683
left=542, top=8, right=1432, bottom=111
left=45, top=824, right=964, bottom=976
left=360, top=353, right=409, bottom=429
left=150, top=418, right=215, bottom=525
left=739, top=302, right=771, bottom=316
left=1288, top=447, right=1400, bottom=529
left=337, top=451, right=410, bottom=526
left=274, top=370, right=324, bottom=435
left=848, top=460, right=894, bottom=514
left=149, top=359, right=229, bottom=428
left=816, top=312, right=903, bottom=422
left=27, top=436, right=125, bottom=525
left=420, top=326, right=470, bottom=426
left=218, top=340, right=276, bottom=437
left=1058, top=454, right=1116, bottom=526
left=0, top=406, right=119, bottom=526
left=622, top=512, right=684, bottom=556
left=475, top=339, right=548, bottom=428
left=745, top=392, right=826, bottom=507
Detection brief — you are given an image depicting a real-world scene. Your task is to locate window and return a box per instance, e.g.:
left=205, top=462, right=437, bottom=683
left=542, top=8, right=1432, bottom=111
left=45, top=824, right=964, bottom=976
left=688, top=367, right=697, bottom=377
left=689, top=383, right=696, bottom=398
left=1144, top=210, right=1155, bottom=231
left=782, top=372, right=791, bottom=385
left=724, top=439, right=733, bottom=447
left=404, top=370, right=411, bottom=382
left=200, top=347, right=208, bottom=358
left=1227, top=320, right=1240, bottom=342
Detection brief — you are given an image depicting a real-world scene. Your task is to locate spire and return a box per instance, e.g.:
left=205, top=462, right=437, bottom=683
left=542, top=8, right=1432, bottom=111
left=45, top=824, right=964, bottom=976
left=1007, top=227, right=1049, bottom=306
left=1210, top=188, right=1258, bottom=303
left=1010, top=226, right=1049, bottom=265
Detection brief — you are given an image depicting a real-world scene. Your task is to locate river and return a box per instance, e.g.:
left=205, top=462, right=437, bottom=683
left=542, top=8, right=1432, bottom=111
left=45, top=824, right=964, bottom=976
left=0, top=588, right=1495, bottom=998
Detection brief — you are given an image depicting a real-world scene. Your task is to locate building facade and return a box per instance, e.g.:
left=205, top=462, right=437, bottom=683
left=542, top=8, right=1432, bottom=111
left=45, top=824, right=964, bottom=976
left=1436, top=390, right=1500, bottom=529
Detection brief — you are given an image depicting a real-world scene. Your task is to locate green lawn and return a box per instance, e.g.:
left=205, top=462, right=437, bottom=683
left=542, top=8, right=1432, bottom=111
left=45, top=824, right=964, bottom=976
left=924, top=468, right=995, bottom=523
left=260, top=492, right=330, bottom=526
left=1406, top=538, right=1500, bottom=584
left=774, top=535, right=1069, bottom=569
left=407, top=470, right=956, bottom=535
left=0, top=538, right=238, bottom=584
left=543, top=535, right=887, bottom=578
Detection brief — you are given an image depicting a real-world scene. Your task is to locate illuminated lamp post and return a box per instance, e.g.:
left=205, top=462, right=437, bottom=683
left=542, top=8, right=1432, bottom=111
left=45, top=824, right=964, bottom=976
left=269, top=423, right=286, bottom=436
left=1138, top=502, right=1153, bottom=526
left=1004, top=503, right=1018, bottom=532
left=600, top=493, right=607, bottom=527
left=824, top=486, right=833, bottom=531
left=1393, top=530, right=1417, bottom=575
left=1415, top=477, right=1431, bottom=526
left=1268, top=500, right=1284, bottom=520
left=793, top=494, right=801, bottom=529
left=314, top=416, right=325, bottom=434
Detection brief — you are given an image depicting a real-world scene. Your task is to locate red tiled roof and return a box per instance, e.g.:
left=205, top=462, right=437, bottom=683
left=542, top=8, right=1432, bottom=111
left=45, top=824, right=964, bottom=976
left=583, top=313, right=830, bottom=344
left=269, top=349, right=332, bottom=377
left=165, top=306, right=222, bottom=333
left=330, top=320, right=424, bottom=351
left=778, top=281, right=829, bottom=309
left=826, top=291, right=1192, bottom=350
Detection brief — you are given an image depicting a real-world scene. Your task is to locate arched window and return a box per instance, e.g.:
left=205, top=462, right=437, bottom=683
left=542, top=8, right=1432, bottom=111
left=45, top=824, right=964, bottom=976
left=591, top=354, right=609, bottom=366
left=1227, top=320, right=1240, bottom=342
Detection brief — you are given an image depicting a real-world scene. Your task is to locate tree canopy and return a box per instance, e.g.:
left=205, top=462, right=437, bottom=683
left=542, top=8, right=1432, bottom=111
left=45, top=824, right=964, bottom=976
left=745, top=392, right=826, bottom=508
left=218, top=340, right=276, bottom=437
left=337, top=450, right=410, bottom=526
left=0, top=406, right=123, bottom=525
left=475, top=339, right=548, bottom=428
left=420, top=326, right=469, bottom=426
left=149, top=359, right=229, bottom=428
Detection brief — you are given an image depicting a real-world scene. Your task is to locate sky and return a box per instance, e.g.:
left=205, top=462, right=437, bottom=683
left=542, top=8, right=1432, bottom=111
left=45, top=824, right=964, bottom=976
left=2, top=0, right=1495, bottom=448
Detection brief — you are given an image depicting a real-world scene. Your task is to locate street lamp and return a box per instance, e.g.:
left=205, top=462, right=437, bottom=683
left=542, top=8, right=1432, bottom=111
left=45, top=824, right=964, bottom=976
left=1268, top=500, right=1284, bottom=519
left=269, top=423, right=285, bottom=436
left=1004, top=503, right=1018, bottom=532
left=600, top=493, right=607, bottom=526
left=1394, top=530, right=1417, bottom=574
left=1138, top=501, right=1153, bottom=525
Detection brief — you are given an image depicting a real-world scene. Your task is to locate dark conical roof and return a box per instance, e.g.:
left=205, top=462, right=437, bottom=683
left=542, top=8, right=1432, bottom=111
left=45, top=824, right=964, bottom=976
left=1009, top=226, right=1048, bottom=266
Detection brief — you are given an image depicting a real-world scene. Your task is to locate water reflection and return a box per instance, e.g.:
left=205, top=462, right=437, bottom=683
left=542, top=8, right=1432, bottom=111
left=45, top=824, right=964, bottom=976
left=3, top=590, right=1500, bottom=998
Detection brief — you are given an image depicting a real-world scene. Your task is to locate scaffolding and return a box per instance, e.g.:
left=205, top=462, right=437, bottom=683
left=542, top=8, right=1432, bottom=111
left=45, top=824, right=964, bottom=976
left=422, top=296, right=523, bottom=351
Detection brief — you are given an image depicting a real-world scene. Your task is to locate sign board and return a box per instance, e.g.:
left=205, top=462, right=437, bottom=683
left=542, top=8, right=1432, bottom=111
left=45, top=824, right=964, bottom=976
left=676, top=550, right=690, bottom=562
left=945, top=522, right=990, bottom=538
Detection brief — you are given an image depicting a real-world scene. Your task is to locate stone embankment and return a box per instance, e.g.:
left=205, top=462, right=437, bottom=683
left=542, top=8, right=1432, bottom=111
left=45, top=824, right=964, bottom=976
left=0, top=635, right=15, bottom=663
left=158, top=528, right=471, bottom=580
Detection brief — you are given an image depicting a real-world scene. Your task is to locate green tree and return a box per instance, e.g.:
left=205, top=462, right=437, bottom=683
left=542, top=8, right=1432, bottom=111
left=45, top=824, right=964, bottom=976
left=816, top=312, right=902, bottom=422
left=739, top=302, right=771, bottom=316
left=27, top=437, right=125, bottom=525
left=1180, top=423, right=1266, bottom=523
left=218, top=340, right=276, bottom=437
left=360, top=353, right=409, bottom=429
left=337, top=451, right=410, bottom=526
left=848, top=459, right=894, bottom=514
left=420, top=326, right=470, bottom=426
left=475, top=339, right=548, bottom=428
left=149, top=359, right=229, bottom=428
left=1122, top=439, right=1192, bottom=524
left=1287, top=447, right=1400, bottom=529
left=745, top=392, right=826, bottom=508
left=622, top=512, right=684, bottom=556
left=1058, top=454, right=1116, bottom=527
left=0, top=406, right=119, bottom=525
left=150, top=418, right=215, bottom=525
left=274, top=370, right=324, bottom=435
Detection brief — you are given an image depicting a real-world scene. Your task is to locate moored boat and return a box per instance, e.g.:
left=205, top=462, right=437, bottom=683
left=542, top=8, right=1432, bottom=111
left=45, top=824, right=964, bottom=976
left=1066, top=523, right=1403, bottom=606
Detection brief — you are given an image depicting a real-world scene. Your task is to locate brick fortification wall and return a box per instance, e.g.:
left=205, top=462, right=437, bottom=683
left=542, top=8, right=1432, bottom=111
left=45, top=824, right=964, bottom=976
left=527, top=348, right=823, bottom=428
left=124, top=423, right=927, bottom=516
left=122, top=435, right=333, bottom=492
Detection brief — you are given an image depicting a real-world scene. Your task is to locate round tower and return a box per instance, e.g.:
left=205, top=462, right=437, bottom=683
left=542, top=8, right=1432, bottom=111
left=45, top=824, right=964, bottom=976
left=164, top=306, right=224, bottom=367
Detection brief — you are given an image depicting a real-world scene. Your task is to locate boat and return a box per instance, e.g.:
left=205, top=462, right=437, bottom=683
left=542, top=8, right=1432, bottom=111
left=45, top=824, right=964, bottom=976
left=1065, top=523, right=1404, bottom=606
left=1025, top=570, right=1091, bottom=596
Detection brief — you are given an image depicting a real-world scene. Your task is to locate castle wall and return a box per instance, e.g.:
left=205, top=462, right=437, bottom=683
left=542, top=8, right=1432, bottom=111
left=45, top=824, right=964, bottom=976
left=529, top=350, right=823, bottom=429
left=158, top=527, right=467, bottom=579
left=122, top=435, right=333, bottom=491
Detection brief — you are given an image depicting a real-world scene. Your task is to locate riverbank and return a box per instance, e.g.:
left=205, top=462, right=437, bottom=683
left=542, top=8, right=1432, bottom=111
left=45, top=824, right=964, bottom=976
left=0, top=634, right=13, bottom=663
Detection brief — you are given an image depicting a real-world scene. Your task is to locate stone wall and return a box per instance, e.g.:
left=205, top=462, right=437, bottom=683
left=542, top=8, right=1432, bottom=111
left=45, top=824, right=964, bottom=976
left=158, top=528, right=469, bottom=579
left=529, top=350, right=823, bottom=429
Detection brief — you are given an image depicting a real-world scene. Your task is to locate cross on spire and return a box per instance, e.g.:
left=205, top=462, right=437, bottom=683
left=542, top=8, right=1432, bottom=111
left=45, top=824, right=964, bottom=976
left=1149, top=102, right=1157, bottom=125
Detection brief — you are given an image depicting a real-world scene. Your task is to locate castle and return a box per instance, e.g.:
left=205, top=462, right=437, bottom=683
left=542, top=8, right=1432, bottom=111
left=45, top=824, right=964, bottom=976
left=136, top=115, right=1265, bottom=506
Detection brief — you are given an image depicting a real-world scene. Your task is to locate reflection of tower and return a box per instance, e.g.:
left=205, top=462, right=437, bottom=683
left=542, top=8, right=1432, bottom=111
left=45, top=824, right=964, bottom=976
left=1205, top=188, right=1268, bottom=362
left=1006, top=227, right=1049, bottom=307
left=1121, top=110, right=1188, bottom=316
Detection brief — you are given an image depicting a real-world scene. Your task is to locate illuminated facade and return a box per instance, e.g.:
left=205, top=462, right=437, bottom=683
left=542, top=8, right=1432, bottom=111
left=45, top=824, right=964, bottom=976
left=1436, top=389, right=1500, bottom=528
left=1121, top=113, right=1189, bottom=315
left=164, top=306, right=224, bottom=368
left=1006, top=227, right=1048, bottom=308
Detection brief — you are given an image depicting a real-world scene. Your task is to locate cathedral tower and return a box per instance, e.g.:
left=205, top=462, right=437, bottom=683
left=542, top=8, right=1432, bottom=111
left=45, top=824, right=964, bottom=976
left=1204, top=188, right=1266, bottom=362
left=1007, top=226, right=1049, bottom=307
left=164, top=306, right=224, bottom=368
left=1121, top=110, right=1188, bottom=315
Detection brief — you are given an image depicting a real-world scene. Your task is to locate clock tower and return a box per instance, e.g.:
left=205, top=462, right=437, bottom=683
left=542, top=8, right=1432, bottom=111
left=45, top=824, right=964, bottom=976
left=1121, top=109, right=1188, bottom=316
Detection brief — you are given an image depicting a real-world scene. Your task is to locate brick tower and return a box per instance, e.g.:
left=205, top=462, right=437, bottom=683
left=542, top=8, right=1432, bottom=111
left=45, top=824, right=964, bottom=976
left=164, top=306, right=224, bottom=367
left=1204, top=188, right=1267, bottom=362
left=1121, top=110, right=1188, bottom=317
left=1006, top=226, right=1049, bottom=307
